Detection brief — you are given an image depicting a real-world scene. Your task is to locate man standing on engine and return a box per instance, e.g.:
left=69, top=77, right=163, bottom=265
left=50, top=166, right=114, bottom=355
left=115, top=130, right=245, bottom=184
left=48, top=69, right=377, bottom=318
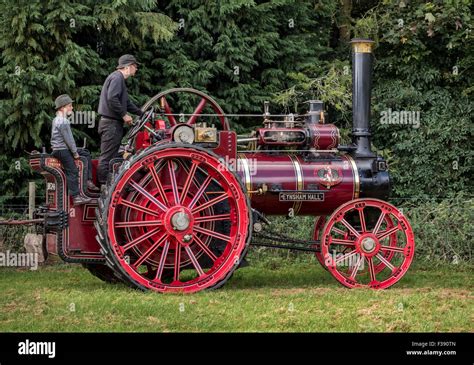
left=97, top=54, right=143, bottom=186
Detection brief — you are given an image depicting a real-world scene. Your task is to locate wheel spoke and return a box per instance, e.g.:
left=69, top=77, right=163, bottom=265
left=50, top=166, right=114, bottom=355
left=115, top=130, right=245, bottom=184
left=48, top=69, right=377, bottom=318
left=372, top=211, right=386, bottom=235
left=187, top=175, right=212, bottom=209
left=148, top=162, right=169, bottom=206
left=193, top=234, right=218, bottom=262
left=174, top=242, right=181, bottom=281
left=180, top=161, right=198, bottom=204
left=375, top=253, right=396, bottom=272
left=377, top=225, right=400, bottom=240
left=332, top=227, right=347, bottom=236
left=122, top=226, right=162, bottom=252
left=330, top=238, right=356, bottom=246
left=192, top=193, right=228, bottom=215
left=155, top=239, right=170, bottom=281
left=334, top=250, right=358, bottom=265
left=366, top=257, right=376, bottom=282
left=129, top=180, right=168, bottom=212
left=167, top=160, right=180, bottom=205
left=194, top=213, right=231, bottom=223
left=161, top=97, right=176, bottom=125
left=194, top=226, right=231, bottom=242
left=187, top=98, right=207, bottom=125
left=358, top=208, right=367, bottom=233
left=116, top=220, right=163, bottom=228
left=340, top=219, right=361, bottom=238
left=184, top=246, right=205, bottom=276
left=177, top=159, right=205, bottom=194
left=120, top=198, right=160, bottom=217
left=132, top=233, right=168, bottom=268
left=349, top=255, right=363, bottom=280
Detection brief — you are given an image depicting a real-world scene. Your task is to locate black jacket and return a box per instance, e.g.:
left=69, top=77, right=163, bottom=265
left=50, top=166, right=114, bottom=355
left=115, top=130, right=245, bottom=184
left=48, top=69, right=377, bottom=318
left=98, top=71, right=143, bottom=120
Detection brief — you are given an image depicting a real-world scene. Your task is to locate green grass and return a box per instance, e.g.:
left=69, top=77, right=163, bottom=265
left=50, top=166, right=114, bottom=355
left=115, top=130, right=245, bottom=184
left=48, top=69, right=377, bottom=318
left=0, top=256, right=472, bottom=332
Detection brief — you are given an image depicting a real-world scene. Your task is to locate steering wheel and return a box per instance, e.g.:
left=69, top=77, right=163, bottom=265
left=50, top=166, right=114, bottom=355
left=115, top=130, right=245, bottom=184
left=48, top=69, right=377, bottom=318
left=126, top=107, right=155, bottom=140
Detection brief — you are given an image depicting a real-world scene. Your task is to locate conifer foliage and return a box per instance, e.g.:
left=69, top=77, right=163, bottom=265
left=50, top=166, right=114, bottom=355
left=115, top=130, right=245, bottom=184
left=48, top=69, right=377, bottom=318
left=0, top=0, right=176, bottom=197
left=0, top=0, right=176, bottom=154
left=0, top=0, right=472, bottom=202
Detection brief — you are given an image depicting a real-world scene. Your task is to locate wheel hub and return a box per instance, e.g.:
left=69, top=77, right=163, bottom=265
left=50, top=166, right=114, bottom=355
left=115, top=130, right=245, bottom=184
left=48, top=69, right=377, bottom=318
left=163, top=206, right=195, bottom=244
left=171, top=211, right=190, bottom=231
left=361, top=237, right=376, bottom=253
left=355, top=233, right=380, bottom=256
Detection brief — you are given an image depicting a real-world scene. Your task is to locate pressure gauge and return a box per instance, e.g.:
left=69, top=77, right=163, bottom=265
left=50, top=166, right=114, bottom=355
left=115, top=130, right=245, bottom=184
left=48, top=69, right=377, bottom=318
left=173, top=125, right=195, bottom=144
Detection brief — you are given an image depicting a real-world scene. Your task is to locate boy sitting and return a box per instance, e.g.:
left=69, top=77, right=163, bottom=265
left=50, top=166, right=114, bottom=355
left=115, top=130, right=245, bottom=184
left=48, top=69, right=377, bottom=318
left=51, top=94, right=99, bottom=205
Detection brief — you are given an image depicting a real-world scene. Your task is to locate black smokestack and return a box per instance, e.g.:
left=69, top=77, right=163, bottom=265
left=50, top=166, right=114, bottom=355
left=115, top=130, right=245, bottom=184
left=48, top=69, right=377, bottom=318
left=351, top=38, right=375, bottom=157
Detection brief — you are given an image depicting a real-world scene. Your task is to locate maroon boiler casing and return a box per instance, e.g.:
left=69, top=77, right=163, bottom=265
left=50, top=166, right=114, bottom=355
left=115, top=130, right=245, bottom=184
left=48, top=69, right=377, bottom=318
left=237, top=152, right=359, bottom=216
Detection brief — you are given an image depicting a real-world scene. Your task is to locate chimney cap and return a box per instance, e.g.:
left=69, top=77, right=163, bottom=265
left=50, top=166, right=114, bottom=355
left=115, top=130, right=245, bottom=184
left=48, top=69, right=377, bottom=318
left=306, top=100, right=324, bottom=112
left=351, top=38, right=374, bottom=53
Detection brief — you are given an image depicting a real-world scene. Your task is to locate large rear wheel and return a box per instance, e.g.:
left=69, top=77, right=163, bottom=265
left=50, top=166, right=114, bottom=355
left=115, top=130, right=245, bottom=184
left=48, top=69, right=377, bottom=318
left=96, top=144, right=251, bottom=293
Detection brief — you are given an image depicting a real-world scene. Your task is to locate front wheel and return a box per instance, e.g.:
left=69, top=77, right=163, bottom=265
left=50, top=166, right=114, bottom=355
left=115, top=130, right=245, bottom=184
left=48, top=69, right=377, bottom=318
left=321, top=199, right=415, bottom=289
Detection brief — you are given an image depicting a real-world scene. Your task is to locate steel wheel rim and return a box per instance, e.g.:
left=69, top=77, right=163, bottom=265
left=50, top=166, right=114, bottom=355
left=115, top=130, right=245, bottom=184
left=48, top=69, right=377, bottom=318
left=321, top=199, right=415, bottom=289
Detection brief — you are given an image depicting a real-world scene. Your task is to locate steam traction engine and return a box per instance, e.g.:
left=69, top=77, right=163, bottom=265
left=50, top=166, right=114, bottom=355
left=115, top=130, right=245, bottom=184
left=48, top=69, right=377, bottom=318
left=29, top=39, right=414, bottom=293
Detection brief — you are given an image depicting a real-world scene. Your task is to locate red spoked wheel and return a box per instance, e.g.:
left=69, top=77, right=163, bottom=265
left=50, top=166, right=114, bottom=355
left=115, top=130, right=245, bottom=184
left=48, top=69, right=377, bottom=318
left=100, top=143, right=251, bottom=293
left=321, top=199, right=415, bottom=289
left=142, top=87, right=230, bottom=130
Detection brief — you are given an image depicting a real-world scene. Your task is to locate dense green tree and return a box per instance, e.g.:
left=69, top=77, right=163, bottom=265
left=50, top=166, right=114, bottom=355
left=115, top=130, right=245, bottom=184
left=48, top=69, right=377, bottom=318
left=0, top=0, right=177, bottom=200
left=277, top=0, right=473, bottom=200
left=357, top=0, right=473, bottom=199
left=150, top=0, right=336, bottom=130
left=0, top=0, right=472, bottom=204
left=0, top=0, right=176, bottom=153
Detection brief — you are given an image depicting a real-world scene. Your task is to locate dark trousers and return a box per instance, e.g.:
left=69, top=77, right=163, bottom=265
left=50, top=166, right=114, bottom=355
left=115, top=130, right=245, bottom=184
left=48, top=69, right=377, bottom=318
left=52, top=148, right=93, bottom=197
left=97, top=118, right=123, bottom=184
